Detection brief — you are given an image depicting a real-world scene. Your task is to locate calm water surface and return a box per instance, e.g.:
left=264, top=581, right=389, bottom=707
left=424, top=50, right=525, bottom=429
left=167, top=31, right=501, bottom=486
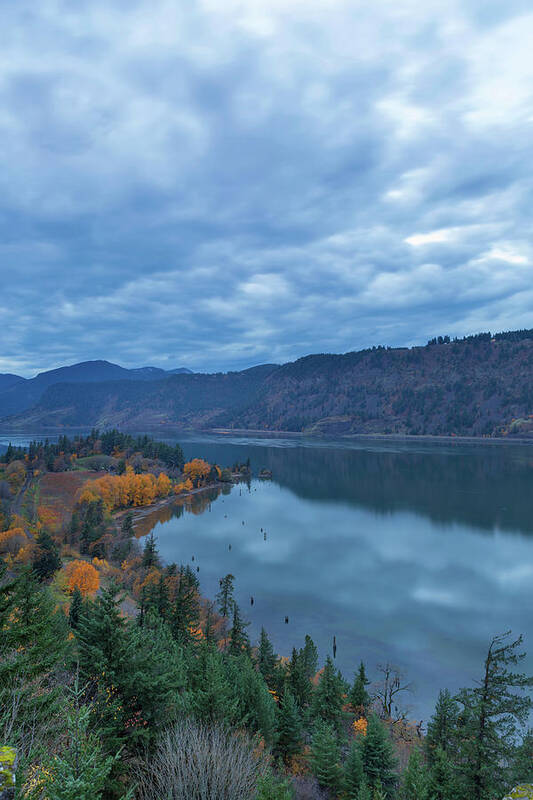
left=2, top=431, right=532, bottom=721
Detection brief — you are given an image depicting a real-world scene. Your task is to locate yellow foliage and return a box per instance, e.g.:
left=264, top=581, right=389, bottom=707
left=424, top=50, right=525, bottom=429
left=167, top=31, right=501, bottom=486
left=353, top=717, right=368, bottom=737
left=0, top=527, right=28, bottom=555
left=76, top=469, right=173, bottom=512
left=65, top=560, right=100, bottom=596
left=183, top=459, right=211, bottom=484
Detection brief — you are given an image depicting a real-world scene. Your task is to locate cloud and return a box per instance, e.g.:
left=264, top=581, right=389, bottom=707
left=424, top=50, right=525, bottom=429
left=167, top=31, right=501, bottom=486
left=0, top=0, right=532, bottom=375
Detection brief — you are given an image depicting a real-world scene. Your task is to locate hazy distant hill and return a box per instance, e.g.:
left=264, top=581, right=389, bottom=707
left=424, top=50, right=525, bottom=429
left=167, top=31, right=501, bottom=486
left=2, top=332, right=533, bottom=437
left=0, top=360, right=193, bottom=418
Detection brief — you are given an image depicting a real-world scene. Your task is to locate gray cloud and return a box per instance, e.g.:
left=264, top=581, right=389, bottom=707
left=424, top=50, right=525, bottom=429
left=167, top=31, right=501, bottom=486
left=0, top=0, right=532, bottom=375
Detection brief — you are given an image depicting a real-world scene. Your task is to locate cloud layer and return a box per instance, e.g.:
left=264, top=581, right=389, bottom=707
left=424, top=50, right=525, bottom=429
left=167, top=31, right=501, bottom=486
left=1, top=0, right=532, bottom=375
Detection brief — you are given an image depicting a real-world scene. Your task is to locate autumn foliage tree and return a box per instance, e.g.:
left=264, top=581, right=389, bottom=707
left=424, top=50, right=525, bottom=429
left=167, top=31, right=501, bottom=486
left=66, top=560, right=100, bottom=597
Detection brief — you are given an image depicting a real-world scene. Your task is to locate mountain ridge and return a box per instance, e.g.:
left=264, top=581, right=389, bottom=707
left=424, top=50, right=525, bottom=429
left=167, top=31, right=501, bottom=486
left=1, top=331, right=532, bottom=437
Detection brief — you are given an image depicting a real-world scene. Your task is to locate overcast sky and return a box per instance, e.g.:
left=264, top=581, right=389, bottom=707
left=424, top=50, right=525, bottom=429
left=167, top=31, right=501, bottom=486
left=1, top=0, right=532, bottom=376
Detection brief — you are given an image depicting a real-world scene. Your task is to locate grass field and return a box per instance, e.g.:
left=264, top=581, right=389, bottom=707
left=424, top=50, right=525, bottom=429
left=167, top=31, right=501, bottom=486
left=39, top=471, right=100, bottom=528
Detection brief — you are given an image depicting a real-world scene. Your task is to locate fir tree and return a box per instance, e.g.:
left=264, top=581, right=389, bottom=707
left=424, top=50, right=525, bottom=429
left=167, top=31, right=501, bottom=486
left=350, top=661, right=371, bottom=711
left=142, top=532, right=159, bottom=568
left=454, top=631, right=533, bottom=800
left=276, top=689, right=302, bottom=764
left=343, top=740, right=364, bottom=799
left=360, top=714, right=397, bottom=796
left=32, top=528, right=62, bottom=581
left=512, top=728, right=533, bottom=784
left=356, top=778, right=372, bottom=800
left=121, top=512, right=134, bottom=538
left=69, top=585, right=83, bottom=629
left=228, top=654, right=277, bottom=745
left=288, top=647, right=313, bottom=709
left=77, top=584, right=127, bottom=685
left=301, top=634, right=318, bottom=680
left=25, top=679, right=133, bottom=800
left=399, top=748, right=429, bottom=800
left=311, top=655, right=346, bottom=730
left=255, top=773, right=294, bottom=800
left=192, top=644, right=239, bottom=724
left=425, top=688, right=459, bottom=764
left=258, top=627, right=278, bottom=687
left=310, top=720, right=342, bottom=794
left=216, top=573, right=235, bottom=617
left=372, top=780, right=387, bottom=800
left=428, top=746, right=454, bottom=800
left=229, top=602, right=250, bottom=655
left=170, top=565, right=200, bottom=647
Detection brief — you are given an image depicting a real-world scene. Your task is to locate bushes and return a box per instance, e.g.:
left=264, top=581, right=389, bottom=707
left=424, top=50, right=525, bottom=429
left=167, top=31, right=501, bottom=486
left=134, top=719, right=268, bottom=800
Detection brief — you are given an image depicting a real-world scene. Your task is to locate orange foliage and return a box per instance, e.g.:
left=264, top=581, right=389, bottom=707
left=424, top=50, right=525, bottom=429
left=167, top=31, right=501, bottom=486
left=66, top=560, right=100, bottom=596
left=0, top=527, right=29, bottom=555
left=37, top=504, right=60, bottom=532
left=183, top=459, right=211, bottom=484
left=353, top=717, right=368, bottom=737
left=77, top=467, right=173, bottom=512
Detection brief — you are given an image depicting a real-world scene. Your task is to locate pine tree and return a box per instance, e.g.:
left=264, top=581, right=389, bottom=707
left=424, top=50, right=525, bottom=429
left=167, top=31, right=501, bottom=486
left=142, top=532, right=159, bottom=568
left=229, top=602, right=250, bottom=655
left=310, top=720, right=342, bottom=794
left=228, top=654, right=277, bottom=745
left=454, top=632, right=533, bottom=800
left=288, top=647, right=313, bottom=709
left=302, top=634, right=318, bottom=680
left=0, top=568, right=67, bottom=739
left=121, top=512, right=134, bottom=538
left=343, top=740, right=364, bottom=799
left=356, top=778, right=371, bottom=800
left=512, top=728, right=533, bottom=784
left=192, top=644, right=239, bottom=724
left=350, top=661, right=371, bottom=711
left=311, top=655, right=346, bottom=730
left=216, top=573, right=235, bottom=617
left=425, top=688, right=459, bottom=764
left=258, top=627, right=278, bottom=687
left=69, top=585, right=83, bottom=629
left=77, top=584, right=127, bottom=684
left=428, top=746, right=454, bottom=800
left=32, top=528, right=62, bottom=581
left=399, top=748, right=429, bottom=800
left=360, top=715, right=397, bottom=796
left=24, top=680, right=132, bottom=800
left=170, top=565, right=200, bottom=646
left=276, top=689, right=302, bottom=764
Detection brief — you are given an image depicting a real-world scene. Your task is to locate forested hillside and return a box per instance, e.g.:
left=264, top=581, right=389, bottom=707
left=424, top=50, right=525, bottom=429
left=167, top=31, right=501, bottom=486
left=2, top=331, right=533, bottom=437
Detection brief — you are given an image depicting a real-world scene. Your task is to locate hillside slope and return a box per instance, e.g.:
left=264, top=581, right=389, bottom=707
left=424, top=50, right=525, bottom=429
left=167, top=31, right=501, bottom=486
left=0, top=360, right=193, bottom=417
left=2, top=333, right=533, bottom=437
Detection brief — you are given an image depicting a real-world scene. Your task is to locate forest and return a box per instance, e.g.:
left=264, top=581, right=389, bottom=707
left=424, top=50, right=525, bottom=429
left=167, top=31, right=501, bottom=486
left=2, top=330, right=533, bottom=438
left=0, top=432, right=532, bottom=800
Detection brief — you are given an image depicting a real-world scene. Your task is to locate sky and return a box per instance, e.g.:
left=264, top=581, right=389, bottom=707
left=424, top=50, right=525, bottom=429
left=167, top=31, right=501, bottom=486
left=1, top=0, right=532, bottom=377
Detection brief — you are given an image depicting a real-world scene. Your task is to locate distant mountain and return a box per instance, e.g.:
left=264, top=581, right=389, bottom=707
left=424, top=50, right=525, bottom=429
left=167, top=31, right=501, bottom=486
left=3, top=364, right=278, bottom=429
left=0, top=360, right=194, bottom=418
left=2, top=331, right=533, bottom=437
left=0, top=374, right=24, bottom=392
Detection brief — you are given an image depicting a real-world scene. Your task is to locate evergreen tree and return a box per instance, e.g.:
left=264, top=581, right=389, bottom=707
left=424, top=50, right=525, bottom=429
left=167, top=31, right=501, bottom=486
left=301, top=634, right=318, bottom=680
left=258, top=627, right=278, bottom=687
left=69, top=585, right=83, bottom=629
left=24, top=680, right=133, bottom=800
left=77, top=584, right=127, bottom=685
left=0, top=568, right=67, bottom=740
left=310, top=720, right=342, bottom=795
left=121, top=512, right=134, bottom=538
left=425, top=688, right=459, bottom=764
left=288, top=647, right=313, bottom=709
left=350, top=661, right=371, bottom=711
left=343, top=740, right=364, bottom=799
left=428, top=746, right=454, bottom=800
left=255, top=773, right=294, bottom=800
left=399, top=748, right=429, bottom=800
left=227, top=654, right=277, bottom=745
left=32, top=528, right=62, bottom=581
left=372, top=780, right=387, bottom=800
left=276, top=689, right=302, bottom=764
left=454, top=632, right=533, bottom=800
left=191, top=644, right=239, bottom=724
left=311, top=655, right=346, bottom=730
left=356, top=778, right=371, bottom=800
left=512, top=728, right=533, bottom=784
left=360, top=715, right=397, bottom=796
left=142, top=532, right=159, bottom=568
left=229, top=602, right=250, bottom=655
left=170, top=565, right=200, bottom=646
left=216, top=573, right=235, bottom=617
